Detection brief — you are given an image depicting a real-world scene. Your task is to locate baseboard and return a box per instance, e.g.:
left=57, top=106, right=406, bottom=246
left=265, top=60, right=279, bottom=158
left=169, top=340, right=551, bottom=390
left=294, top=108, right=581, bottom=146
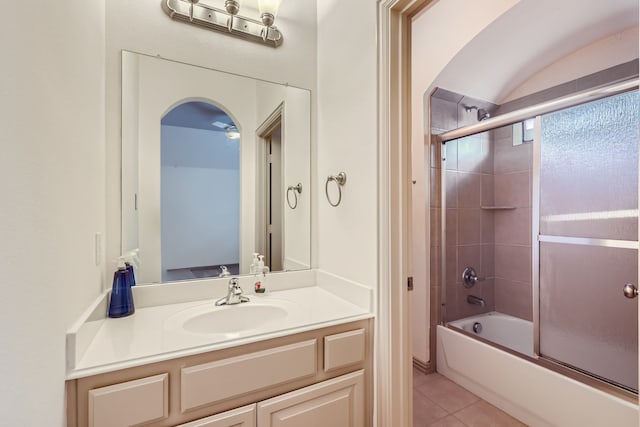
left=413, top=357, right=433, bottom=374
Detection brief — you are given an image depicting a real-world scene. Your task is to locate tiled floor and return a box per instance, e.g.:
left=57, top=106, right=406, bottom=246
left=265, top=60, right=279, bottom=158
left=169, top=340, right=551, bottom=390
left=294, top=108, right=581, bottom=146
left=413, top=369, right=527, bottom=427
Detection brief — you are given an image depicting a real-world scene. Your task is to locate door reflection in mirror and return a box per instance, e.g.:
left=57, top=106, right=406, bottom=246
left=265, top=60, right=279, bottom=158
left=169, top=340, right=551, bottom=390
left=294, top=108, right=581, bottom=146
left=160, top=101, right=240, bottom=282
left=261, top=117, right=283, bottom=272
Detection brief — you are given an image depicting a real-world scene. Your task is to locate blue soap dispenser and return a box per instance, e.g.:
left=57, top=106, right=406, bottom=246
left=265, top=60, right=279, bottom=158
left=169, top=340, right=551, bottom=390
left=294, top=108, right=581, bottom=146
left=108, top=257, right=135, bottom=318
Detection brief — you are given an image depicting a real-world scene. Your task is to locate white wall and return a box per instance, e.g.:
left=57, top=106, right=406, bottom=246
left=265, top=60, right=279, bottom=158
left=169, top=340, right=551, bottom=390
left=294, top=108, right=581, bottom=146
left=255, top=83, right=312, bottom=270
left=282, top=87, right=312, bottom=270
left=0, top=1, right=105, bottom=425
left=161, top=166, right=241, bottom=269
left=428, top=0, right=638, bottom=104
left=316, top=0, right=378, bottom=287
left=161, top=126, right=240, bottom=271
left=410, top=0, right=520, bottom=364
left=106, top=0, right=317, bottom=285
left=503, top=25, right=639, bottom=102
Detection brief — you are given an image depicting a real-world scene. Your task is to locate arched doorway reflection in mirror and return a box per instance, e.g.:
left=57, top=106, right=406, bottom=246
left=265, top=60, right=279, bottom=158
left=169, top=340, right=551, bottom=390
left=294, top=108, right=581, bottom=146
left=160, top=100, right=240, bottom=282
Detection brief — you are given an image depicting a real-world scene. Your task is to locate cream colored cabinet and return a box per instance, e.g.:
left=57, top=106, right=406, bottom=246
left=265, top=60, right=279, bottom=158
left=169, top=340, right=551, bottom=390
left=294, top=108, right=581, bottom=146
left=324, top=328, right=365, bottom=372
left=181, top=340, right=317, bottom=412
left=87, top=373, right=169, bottom=427
left=177, top=404, right=256, bottom=427
left=257, top=370, right=364, bottom=427
left=67, top=320, right=372, bottom=427
left=182, top=371, right=364, bottom=427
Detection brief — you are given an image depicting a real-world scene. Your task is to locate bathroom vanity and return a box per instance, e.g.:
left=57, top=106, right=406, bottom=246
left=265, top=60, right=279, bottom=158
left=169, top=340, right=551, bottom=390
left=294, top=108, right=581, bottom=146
left=65, top=281, right=373, bottom=427
left=65, top=49, right=375, bottom=426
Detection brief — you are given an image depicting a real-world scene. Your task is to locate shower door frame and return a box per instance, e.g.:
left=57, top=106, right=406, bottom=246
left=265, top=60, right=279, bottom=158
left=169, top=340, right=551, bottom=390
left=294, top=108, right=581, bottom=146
left=531, top=90, right=639, bottom=397
left=438, top=78, right=639, bottom=401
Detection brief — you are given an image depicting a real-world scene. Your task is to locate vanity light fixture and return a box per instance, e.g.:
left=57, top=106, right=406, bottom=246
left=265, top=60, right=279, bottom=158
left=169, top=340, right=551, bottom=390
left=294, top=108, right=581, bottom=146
left=257, top=0, right=283, bottom=27
left=162, top=0, right=284, bottom=47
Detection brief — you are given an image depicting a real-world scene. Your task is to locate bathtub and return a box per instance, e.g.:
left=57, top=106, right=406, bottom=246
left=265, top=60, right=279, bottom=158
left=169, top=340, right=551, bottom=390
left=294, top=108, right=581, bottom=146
left=448, top=312, right=533, bottom=357
left=438, top=312, right=638, bottom=427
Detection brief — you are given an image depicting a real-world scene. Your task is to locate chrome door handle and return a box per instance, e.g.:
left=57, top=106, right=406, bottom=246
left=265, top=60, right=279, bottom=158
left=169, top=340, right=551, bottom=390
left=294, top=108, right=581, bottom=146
left=623, top=283, right=638, bottom=299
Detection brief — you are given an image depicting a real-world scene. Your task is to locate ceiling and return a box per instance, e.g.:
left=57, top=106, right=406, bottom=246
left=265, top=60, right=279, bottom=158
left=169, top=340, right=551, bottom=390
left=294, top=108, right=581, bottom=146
left=433, top=0, right=639, bottom=103
left=161, top=101, right=235, bottom=132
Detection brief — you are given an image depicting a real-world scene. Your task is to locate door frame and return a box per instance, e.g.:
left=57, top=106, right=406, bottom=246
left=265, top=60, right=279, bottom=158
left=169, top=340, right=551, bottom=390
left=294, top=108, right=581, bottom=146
left=256, top=104, right=285, bottom=264
left=378, top=2, right=640, bottom=425
left=376, top=1, right=432, bottom=425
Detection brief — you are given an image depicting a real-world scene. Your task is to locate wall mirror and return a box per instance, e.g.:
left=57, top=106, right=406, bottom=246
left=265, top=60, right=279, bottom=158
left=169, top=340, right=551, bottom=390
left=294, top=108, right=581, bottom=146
left=122, top=50, right=311, bottom=285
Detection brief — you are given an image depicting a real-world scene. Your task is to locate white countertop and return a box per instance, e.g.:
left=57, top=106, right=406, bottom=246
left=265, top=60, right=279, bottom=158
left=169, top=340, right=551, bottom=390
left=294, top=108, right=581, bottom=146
left=67, top=286, right=372, bottom=379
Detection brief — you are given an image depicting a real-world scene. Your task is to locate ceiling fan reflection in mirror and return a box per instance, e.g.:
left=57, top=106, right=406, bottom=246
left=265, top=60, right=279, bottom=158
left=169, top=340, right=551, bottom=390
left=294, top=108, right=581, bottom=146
left=212, top=121, right=240, bottom=139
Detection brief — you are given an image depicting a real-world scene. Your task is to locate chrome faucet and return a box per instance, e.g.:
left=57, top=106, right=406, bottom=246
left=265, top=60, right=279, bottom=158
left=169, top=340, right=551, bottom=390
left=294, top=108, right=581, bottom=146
left=218, top=265, right=231, bottom=278
left=215, top=278, right=250, bottom=306
left=467, top=295, right=485, bottom=307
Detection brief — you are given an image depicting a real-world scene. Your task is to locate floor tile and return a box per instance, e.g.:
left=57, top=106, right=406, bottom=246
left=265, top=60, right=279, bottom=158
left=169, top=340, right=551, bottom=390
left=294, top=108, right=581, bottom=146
left=413, top=369, right=442, bottom=388
left=413, top=393, right=449, bottom=427
left=427, top=415, right=467, bottom=427
left=415, top=376, right=479, bottom=413
left=413, top=368, right=429, bottom=387
left=454, top=400, right=527, bottom=427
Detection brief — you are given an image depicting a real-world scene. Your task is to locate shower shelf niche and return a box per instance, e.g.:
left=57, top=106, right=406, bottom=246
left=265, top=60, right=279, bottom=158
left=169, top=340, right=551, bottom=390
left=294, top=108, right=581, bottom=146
left=480, top=206, right=516, bottom=211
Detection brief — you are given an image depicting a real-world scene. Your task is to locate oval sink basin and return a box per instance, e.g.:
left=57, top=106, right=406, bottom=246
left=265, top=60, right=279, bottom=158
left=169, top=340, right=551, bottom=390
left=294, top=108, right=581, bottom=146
left=177, top=304, right=288, bottom=335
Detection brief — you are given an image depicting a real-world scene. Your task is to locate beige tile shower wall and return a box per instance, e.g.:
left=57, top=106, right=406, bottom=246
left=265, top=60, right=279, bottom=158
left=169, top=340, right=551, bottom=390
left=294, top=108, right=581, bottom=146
left=449, top=131, right=496, bottom=321
left=491, top=126, right=533, bottom=321
left=430, top=94, right=497, bottom=324
left=429, top=96, right=454, bottom=341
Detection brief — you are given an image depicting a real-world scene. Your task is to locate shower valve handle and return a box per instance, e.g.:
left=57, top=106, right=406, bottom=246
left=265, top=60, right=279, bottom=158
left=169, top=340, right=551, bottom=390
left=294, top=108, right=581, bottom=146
left=462, top=267, right=485, bottom=289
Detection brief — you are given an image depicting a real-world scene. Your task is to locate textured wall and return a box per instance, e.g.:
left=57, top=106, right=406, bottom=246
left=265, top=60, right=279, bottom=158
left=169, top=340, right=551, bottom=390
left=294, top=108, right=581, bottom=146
left=0, top=1, right=106, bottom=425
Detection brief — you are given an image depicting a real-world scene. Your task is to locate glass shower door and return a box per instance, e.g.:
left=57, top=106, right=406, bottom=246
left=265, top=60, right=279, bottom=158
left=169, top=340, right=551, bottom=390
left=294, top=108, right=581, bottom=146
left=536, top=89, right=639, bottom=392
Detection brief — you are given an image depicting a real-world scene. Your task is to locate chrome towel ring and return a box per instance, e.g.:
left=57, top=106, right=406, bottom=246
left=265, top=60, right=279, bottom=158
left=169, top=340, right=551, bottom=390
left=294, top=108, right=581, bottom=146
left=286, top=183, right=303, bottom=209
left=325, top=172, right=347, bottom=207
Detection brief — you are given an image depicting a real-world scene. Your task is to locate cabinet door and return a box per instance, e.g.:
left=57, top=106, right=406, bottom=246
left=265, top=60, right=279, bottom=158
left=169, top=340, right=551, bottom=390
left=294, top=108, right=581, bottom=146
left=177, top=404, right=256, bottom=427
left=88, top=373, right=169, bottom=427
left=257, top=370, right=364, bottom=427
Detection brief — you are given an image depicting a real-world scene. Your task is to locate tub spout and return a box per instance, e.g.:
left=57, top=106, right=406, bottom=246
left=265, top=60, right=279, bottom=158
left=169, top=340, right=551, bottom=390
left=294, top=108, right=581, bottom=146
left=467, top=295, right=485, bottom=307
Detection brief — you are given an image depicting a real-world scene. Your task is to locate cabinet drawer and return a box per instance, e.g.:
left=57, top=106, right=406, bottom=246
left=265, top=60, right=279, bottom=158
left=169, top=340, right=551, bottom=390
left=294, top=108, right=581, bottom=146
left=324, top=329, right=365, bottom=372
left=182, top=339, right=317, bottom=412
left=177, top=404, right=256, bottom=427
left=88, top=373, right=168, bottom=427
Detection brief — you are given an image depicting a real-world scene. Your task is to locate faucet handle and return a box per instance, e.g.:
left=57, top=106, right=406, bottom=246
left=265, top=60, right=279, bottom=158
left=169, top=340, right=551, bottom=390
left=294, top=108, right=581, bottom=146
left=229, top=278, right=244, bottom=296
left=215, top=278, right=248, bottom=306
left=219, top=265, right=230, bottom=277
left=462, top=267, right=485, bottom=288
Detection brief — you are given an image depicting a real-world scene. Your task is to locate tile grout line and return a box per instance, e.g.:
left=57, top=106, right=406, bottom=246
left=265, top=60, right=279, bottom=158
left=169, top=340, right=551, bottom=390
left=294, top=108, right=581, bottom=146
left=413, top=373, right=483, bottom=427
left=414, top=372, right=528, bottom=426
left=449, top=411, right=473, bottom=427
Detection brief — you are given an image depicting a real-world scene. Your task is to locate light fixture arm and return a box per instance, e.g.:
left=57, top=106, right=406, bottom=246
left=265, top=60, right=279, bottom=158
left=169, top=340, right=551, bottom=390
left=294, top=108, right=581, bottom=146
left=187, top=0, right=199, bottom=21
left=224, top=0, right=239, bottom=31
left=163, top=0, right=283, bottom=48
